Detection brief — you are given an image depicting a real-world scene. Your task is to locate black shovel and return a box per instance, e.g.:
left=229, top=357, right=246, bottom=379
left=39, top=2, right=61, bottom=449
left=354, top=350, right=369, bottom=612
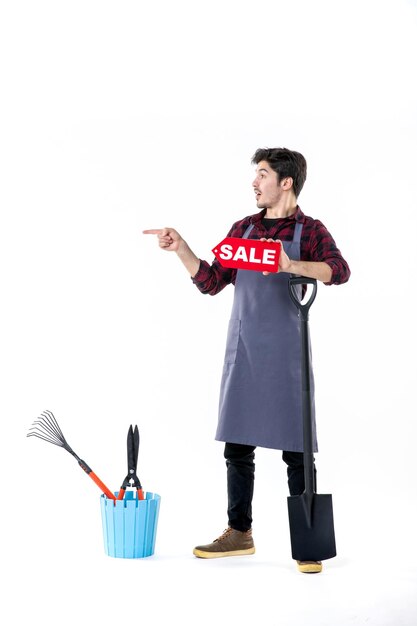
left=287, top=276, right=336, bottom=562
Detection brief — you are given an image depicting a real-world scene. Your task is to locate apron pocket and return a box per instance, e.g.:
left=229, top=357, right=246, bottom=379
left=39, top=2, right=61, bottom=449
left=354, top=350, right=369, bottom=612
left=224, top=319, right=241, bottom=364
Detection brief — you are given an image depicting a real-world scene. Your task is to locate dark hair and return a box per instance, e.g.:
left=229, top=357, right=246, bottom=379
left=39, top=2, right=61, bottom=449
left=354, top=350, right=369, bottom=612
left=251, top=147, right=307, bottom=198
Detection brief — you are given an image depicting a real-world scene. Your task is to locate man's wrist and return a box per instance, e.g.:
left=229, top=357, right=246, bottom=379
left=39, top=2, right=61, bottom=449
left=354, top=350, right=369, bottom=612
left=176, top=240, right=200, bottom=277
left=176, top=239, right=189, bottom=259
left=287, top=259, right=298, bottom=274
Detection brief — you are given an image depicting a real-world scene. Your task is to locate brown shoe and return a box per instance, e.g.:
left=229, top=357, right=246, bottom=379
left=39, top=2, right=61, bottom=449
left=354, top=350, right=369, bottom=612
left=193, top=527, right=255, bottom=559
left=297, top=560, right=323, bottom=573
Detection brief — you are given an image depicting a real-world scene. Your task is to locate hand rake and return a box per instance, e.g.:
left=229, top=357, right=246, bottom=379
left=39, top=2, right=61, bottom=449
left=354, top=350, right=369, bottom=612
left=27, top=410, right=116, bottom=500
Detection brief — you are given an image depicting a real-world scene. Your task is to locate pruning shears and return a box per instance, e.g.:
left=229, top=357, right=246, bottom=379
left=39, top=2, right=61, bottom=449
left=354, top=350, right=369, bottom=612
left=117, top=425, right=144, bottom=501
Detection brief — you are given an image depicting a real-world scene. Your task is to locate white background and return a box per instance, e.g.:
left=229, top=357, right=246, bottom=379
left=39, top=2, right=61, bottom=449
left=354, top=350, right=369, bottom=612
left=1, top=1, right=417, bottom=624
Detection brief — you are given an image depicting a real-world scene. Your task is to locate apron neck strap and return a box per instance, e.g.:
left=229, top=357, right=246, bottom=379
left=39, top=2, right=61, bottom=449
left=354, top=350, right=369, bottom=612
left=243, top=224, right=255, bottom=239
left=292, top=221, right=303, bottom=245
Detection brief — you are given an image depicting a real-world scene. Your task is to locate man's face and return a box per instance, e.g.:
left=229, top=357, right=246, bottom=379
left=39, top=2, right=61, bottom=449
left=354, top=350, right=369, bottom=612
left=252, top=160, right=283, bottom=209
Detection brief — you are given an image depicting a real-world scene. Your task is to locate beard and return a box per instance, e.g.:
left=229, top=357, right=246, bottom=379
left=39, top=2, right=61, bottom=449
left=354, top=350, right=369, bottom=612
left=256, top=198, right=270, bottom=209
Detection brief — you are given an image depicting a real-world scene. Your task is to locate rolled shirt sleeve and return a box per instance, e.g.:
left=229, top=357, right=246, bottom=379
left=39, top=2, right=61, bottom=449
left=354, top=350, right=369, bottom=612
left=192, top=259, right=236, bottom=295
left=307, top=219, right=351, bottom=285
left=191, top=220, right=245, bottom=295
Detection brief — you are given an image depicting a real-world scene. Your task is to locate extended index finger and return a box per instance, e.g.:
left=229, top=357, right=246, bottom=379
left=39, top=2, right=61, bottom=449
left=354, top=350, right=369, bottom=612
left=143, top=229, right=163, bottom=235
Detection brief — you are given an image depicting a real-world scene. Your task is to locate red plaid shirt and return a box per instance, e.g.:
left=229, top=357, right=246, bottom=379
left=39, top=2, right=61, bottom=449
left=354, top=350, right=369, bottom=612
left=192, top=206, right=350, bottom=295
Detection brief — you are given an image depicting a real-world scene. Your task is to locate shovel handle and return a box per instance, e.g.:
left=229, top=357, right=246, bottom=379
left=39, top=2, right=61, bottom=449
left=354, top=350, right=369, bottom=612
left=288, top=277, right=317, bottom=321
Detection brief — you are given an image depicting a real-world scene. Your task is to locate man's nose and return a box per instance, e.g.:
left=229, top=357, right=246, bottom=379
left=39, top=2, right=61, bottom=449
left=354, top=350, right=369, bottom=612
left=252, top=177, right=258, bottom=188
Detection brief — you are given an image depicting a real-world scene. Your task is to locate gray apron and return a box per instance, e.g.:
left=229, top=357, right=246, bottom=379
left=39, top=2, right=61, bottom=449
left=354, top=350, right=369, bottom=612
left=215, top=221, right=318, bottom=452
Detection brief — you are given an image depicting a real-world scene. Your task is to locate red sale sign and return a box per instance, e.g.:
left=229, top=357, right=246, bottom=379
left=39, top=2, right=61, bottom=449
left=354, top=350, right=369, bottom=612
left=212, top=237, right=281, bottom=272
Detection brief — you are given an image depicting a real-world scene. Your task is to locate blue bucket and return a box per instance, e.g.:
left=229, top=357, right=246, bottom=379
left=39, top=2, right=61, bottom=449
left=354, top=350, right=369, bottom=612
left=100, top=491, right=161, bottom=558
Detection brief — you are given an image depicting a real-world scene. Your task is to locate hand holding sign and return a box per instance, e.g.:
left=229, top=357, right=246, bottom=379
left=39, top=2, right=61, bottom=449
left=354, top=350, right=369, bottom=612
left=260, top=237, right=291, bottom=275
left=212, top=237, right=281, bottom=273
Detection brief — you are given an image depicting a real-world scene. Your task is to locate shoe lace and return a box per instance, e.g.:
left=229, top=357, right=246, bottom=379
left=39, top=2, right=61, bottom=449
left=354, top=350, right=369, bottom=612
left=214, top=528, right=234, bottom=543
left=214, top=527, right=251, bottom=543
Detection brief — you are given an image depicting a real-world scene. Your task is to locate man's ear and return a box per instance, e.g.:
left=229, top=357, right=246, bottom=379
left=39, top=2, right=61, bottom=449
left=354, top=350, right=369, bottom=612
left=281, top=177, right=294, bottom=191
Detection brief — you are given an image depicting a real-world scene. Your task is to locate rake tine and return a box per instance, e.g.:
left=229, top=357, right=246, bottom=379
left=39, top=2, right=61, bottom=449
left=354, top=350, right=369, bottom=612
left=28, top=421, right=61, bottom=445
left=40, top=410, right=64, bottom=440
left=27, top=411, right=67, bottom=448
left=27, top=425, right=62, bottom=447
left=42, top=410, right=66, bottom=442
left=27, top=430, right=62, bottom=447
left=37, top=415, right=60, bottom=439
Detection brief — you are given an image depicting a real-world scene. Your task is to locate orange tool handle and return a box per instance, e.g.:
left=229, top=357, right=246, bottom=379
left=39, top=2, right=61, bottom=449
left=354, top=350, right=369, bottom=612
left=89, top=471, right=116, bottom=500
left=117, top=488, right=144, bottom=500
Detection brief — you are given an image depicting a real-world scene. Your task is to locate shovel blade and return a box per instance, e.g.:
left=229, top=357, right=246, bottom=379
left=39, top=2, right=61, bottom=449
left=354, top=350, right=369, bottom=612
left=287, top=493, right=336, bottom=561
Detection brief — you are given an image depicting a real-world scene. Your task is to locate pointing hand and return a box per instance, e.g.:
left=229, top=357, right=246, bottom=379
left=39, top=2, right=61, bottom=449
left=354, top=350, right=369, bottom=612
left=143, top=228, right=183, bottom=252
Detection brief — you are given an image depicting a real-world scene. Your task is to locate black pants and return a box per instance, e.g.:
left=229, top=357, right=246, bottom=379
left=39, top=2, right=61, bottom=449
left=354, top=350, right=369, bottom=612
left=225, top=442, right=317, bottom=532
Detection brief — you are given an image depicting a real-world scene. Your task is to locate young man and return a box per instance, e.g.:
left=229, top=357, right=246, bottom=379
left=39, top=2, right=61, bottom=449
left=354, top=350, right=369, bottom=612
left=144, top=147, right=350, bottom=573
